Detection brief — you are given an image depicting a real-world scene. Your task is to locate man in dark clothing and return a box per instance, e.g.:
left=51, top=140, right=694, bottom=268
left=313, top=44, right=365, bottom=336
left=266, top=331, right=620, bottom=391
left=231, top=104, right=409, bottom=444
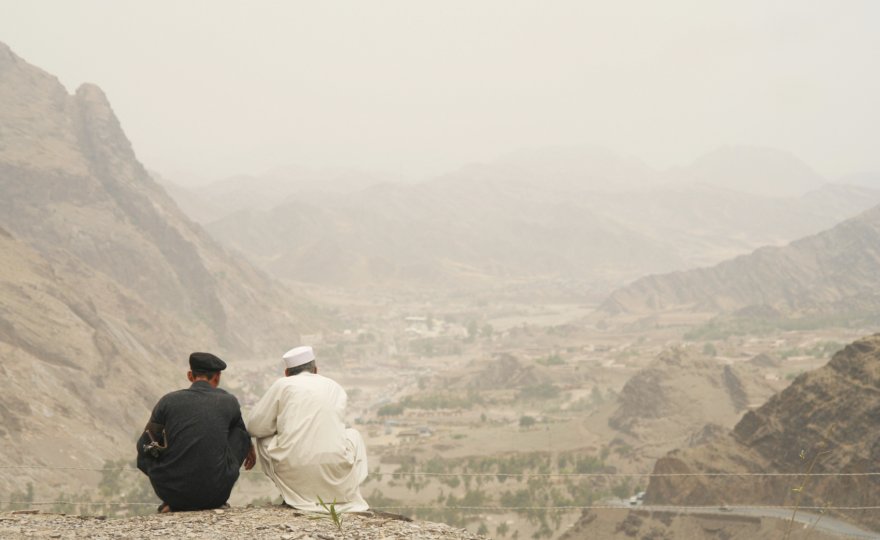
left=137, top=352, right=255, bottom=512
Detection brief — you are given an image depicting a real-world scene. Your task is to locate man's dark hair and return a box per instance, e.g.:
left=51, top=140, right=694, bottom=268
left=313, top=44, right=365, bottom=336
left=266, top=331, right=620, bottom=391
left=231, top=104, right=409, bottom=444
left=285, top=360, right=316, bottom=377
left=191, top=369, right=220, bottom=380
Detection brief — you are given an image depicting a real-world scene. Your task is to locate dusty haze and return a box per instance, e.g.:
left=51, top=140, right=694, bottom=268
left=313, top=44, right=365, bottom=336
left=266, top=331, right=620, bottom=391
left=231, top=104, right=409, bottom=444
left=1, top=0, right=878, bottom=181
left=4, top=3, right=880, bottom=539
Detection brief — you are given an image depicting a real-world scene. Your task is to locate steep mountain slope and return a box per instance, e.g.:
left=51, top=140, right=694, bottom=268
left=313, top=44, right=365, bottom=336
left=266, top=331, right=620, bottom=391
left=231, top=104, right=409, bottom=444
left=603, top=203, right=880, bottom=316
left=0, top=228, right=181, bottom=493
left=591, top=182, right=880, bottom=268
left=0, top=42, right=321, bottom=495
left=0, top=41, right=316, bottom=355
left=645, top=333, right=880, bottom=532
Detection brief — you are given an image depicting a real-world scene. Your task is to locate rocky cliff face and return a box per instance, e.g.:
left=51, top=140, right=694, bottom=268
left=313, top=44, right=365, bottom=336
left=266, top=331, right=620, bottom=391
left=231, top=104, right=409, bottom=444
left=0, top=42, right=318, bottom=355
left=0, top=42, right=322, bottom=496
left=645, top=333, right=880, bottom=532
left=602, top=203, right=880, bottom=316
left=608, top=348, right=776, bottom=444
left=0, top=228, right=178, bottom=493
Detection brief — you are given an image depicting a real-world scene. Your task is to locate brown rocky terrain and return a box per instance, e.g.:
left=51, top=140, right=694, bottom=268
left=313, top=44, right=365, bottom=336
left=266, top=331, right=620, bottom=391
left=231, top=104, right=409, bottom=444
left=0, top=41, right=320, bottom=355
left=608, top=348, right=776, bottom=446
left=0, top=507, right=488, bottom=539
left=0, top=42, right=323, bottom=496
left=644, top=333, right=880, bottom=532
left=0, top=228, right=180, bottom=481
left=602, top=203, right=880, bottom=316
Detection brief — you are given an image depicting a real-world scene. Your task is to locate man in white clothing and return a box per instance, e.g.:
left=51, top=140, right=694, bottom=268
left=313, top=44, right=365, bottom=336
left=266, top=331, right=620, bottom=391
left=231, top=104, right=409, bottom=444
left=247, top=346, right=369, bottom=513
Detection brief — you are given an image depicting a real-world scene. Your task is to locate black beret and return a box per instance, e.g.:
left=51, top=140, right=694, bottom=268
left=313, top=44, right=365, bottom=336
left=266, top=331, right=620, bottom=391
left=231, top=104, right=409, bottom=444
left=189, top=352, right=227, bottom=372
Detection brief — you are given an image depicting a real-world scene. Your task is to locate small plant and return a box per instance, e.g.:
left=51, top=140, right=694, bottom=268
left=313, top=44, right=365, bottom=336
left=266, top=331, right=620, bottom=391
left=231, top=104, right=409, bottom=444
left=310, top=495, right=344, bottom=530
left=784, top=446, right=832, bottom=540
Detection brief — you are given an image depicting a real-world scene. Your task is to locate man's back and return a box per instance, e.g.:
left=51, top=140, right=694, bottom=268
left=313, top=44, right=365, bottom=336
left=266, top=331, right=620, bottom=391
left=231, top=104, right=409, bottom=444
left=137, top=381, right=250, bottom=510
left=247, top=370, right=369, bottom=512
left=249, top=373, right=348, bottom=463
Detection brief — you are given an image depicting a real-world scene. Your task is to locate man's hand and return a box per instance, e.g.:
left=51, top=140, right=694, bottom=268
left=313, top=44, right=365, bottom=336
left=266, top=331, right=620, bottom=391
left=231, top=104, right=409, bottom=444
left=244, top=443, right=257, bottom=470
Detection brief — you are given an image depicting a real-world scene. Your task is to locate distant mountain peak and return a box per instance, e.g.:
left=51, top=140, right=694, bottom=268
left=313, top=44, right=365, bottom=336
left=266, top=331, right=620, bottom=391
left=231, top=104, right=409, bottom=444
left=75, top=82, right=111, bottom=105
left=677, top=145, right=826, bottom=197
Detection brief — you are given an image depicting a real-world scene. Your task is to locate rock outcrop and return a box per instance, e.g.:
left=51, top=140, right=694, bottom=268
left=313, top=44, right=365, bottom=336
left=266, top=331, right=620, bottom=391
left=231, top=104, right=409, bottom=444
left=644, top=333, right=880, bottom=532
left=602, top=203, right=880, bottom=316
left=0, top=41, right=318, bottom=356
left=608, top=348, right=776, bottom=443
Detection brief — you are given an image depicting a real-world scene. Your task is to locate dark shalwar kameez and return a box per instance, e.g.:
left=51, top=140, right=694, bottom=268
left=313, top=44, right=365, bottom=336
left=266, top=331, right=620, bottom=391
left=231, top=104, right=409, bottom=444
left=137, top=381, right=251, bottom=510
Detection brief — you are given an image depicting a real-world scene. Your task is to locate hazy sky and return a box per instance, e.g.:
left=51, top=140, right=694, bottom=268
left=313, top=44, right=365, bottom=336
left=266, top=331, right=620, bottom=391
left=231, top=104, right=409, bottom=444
left=2, top=1, right=878, bottom=182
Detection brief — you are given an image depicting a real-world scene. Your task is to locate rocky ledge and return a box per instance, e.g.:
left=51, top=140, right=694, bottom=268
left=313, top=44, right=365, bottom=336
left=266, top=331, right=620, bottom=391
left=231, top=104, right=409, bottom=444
left=0, top=507, right=488, bottom=539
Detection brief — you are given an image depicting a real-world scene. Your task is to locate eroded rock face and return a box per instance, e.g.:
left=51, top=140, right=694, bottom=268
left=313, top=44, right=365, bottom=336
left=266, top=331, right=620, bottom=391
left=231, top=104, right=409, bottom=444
left=0, top=41, right=324, bottom=357
left=645, top=334, right=880, bottom=532
left=608, top=348, right=775, bottom=443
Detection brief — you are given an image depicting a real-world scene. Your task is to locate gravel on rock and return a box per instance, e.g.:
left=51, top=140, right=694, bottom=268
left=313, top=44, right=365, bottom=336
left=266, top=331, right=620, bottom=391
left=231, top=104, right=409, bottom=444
left=0, top=507, right=489, bottom=539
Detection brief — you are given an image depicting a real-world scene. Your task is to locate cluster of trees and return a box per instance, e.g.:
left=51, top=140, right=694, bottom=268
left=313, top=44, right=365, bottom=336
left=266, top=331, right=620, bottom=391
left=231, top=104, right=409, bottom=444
left=517, top=382, right=561, bottom=401
left=377, top=390, right=484, bottom=416
left=92, top=459, right=158, bottom=516
left=1, top=460, right=160, bottom=517
left=536, top=354, right=565, bottom=366
left=3, top=483, right=34, bottom=511
left=685, top=310, right=877, bottom=341
left=370, top=449, right=624, bottom=538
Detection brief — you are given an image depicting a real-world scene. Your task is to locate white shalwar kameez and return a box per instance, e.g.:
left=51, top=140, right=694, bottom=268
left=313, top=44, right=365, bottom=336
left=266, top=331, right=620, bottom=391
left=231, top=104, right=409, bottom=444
left=246, top=372, right=368, bottom=512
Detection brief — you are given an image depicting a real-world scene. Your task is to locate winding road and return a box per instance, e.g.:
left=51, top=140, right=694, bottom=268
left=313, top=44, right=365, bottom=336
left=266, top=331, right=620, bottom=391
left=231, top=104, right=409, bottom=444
left=626, top=504, right=880, bottom=539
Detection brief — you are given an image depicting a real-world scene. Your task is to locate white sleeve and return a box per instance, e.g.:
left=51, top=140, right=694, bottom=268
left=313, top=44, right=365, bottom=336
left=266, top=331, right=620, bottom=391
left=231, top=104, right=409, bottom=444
left=246, top=379, right=281, bottom=438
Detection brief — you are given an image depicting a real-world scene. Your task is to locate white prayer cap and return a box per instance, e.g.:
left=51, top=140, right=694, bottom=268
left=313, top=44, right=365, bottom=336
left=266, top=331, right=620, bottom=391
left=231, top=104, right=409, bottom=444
left=282, top=346, right=315, bottom=368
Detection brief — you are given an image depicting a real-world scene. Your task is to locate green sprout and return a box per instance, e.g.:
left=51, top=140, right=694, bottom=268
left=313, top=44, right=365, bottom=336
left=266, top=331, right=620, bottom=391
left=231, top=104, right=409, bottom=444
left=309, top=495, right=344, bottom=530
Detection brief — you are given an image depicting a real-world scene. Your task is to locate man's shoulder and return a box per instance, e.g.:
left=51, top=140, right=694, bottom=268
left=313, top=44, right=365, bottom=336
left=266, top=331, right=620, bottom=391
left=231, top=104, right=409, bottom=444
left=270, top=374, right=340, bottom=394
left=288, top=373, right=339, bottom=385
left=157, top=387, right=189, bottom=403
left=205, top=385, right=243, bottom=406
left=315, top=373, right=344, bottom=388
left=207, top=385, right=232, bottom=396
left=302, top=373, right=345, bottom=396
left=160, top=385, right=238, bottom=404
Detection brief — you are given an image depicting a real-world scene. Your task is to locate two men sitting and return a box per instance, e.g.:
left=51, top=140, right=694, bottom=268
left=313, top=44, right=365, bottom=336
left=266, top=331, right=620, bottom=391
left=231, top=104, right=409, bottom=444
left=137, top=347, right=368, bottom=513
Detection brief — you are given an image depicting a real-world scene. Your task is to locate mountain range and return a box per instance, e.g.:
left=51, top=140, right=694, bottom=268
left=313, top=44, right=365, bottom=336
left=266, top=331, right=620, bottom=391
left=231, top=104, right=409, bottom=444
left=164, top=146, right=880, bottom=295
left=603, top=202, right=880, bottom=319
